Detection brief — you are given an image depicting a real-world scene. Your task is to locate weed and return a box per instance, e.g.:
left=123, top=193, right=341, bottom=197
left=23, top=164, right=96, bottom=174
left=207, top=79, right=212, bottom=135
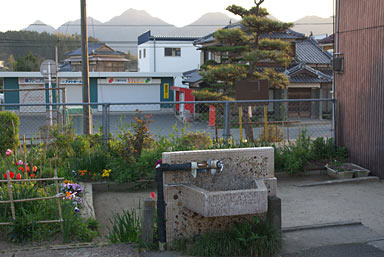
left=107, top=208, right=142, bottom=243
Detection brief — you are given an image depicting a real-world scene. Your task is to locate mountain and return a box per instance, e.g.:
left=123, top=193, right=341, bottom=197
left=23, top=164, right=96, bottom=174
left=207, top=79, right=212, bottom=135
left=23, top=20, right=55, bottom=34
left=56, top=17, right=103, bottom=36
left=179, top=12, right=237, bottom=37
left=106, top=9, right=171, bottom=25
left=292, top=16, right=333, bottom=36
left=21, top=10, right=237, bottom=53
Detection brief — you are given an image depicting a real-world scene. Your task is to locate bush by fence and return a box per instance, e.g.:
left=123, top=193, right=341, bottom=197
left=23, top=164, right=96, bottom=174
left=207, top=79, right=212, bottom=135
left=0, top=111, right=20, bottom=154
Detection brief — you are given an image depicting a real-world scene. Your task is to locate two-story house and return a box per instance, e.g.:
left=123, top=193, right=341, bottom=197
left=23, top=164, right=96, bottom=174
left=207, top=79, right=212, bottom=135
left=137, top=31, right=201, bottom=86
left=63, top=43, right=130, bottom=72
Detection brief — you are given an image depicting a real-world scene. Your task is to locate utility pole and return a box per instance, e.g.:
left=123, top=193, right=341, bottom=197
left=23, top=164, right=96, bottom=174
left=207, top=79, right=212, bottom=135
left=81, top=0, right=92, bottom=134
left=55, top=39, right=60, bottom=124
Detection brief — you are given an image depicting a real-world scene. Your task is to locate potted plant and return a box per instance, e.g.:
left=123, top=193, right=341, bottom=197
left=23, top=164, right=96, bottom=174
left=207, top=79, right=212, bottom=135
left=326, top=160, right=370, bottom=179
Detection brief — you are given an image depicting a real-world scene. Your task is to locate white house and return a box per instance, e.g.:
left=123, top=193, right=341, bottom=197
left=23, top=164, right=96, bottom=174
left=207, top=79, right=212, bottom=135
left=137, top=31, right=201, bottom=87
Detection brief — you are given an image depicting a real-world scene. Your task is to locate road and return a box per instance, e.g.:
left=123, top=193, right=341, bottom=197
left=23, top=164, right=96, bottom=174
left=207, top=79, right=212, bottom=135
left=17, top=111, right=332, bottom=141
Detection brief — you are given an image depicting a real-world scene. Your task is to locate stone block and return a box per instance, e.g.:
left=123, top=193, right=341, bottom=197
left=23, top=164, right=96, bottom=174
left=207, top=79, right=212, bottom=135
left=267, top=196, right=281, bottom=230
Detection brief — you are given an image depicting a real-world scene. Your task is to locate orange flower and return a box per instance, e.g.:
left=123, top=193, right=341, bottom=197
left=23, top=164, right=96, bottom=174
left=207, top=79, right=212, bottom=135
left=30, top=174, right=36, bottom=178
left=78, top=170, right=87, bottom=176
left=32, top=166, right=37, bottom=172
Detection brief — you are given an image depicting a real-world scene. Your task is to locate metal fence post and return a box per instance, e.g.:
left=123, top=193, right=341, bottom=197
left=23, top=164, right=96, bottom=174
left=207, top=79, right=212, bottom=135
left=102, top=103, right=110, bottom=144
left=332, top=98, right=336, bottom=140
left=223, top=101, right=231, bottom=144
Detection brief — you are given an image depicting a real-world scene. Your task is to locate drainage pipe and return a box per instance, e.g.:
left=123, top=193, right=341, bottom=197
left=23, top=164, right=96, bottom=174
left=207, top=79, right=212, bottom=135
left=155, top=162, right=192, bottom=248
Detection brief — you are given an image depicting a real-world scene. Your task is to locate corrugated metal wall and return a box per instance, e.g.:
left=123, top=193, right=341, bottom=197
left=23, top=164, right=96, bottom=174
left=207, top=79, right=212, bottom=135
left=335, top=0, right=384, bottom=178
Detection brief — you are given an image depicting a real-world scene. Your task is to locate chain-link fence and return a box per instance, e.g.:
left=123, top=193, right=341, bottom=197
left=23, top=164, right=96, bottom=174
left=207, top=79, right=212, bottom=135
left=0, top=99, right=334, bottom=143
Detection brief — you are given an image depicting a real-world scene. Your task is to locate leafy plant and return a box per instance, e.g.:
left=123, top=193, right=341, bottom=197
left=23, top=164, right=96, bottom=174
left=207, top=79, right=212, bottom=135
left=107, top=208, right=142, bottom=243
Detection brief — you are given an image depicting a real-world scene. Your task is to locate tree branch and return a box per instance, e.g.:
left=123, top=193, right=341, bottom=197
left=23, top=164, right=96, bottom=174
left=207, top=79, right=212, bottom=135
left=255, top=0, right=265, bottom=15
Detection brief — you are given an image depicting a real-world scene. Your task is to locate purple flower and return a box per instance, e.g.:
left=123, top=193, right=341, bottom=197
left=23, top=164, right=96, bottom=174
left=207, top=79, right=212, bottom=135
left=74, top=207, right=80, bottom=213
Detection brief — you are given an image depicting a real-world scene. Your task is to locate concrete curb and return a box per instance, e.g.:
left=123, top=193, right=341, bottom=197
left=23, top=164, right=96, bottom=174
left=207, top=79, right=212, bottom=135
left=282, top=221, right=362, bottom=233
left=0, top=242, right=111, bottom=254
left=295, top=176, right=380, bottom=187
left=79, top=182, right=96, bottom=219
left=92, top=181, right=156, bottom=192
left=276, top=170, right=327, bottom=179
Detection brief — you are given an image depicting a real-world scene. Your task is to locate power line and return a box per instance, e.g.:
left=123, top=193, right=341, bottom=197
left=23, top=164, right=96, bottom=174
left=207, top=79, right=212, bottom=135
left=1, top=22, right=333, bottom=27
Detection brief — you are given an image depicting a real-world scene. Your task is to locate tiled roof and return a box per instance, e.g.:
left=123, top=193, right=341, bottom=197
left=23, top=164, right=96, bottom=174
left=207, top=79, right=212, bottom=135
left=65, top=43, right=124, bottom=56
left=182, top=69, right=202, bottom=84
left=138, top=31, right=200, bottom=45
left=295, top=38, right=332, bottom=65
left=194, top=22, right=305, bottom=45
left=59, top=62, right=73, bottom=72
left=285, top=63, right=333, bottom=83
left=318, top=34, right=334, bottom=44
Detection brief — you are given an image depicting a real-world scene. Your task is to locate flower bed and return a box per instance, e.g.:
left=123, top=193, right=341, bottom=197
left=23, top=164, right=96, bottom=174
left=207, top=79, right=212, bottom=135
left=0, top=149, right=98, bottom=243
left=326, top=162, right=370, bottom=179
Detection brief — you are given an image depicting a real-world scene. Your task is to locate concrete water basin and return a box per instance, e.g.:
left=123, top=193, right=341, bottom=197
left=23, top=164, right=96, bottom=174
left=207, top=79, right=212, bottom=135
left=181, top=178, right=268, bottom=217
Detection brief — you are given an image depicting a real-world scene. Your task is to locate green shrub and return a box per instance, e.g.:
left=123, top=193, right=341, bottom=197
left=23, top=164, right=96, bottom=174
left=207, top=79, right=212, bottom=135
left=176, top=217, right=281, bottom=257
left=0, top=111, right=20, bottom=154
left=62, top=202, right=99, bottom=243
left=275, top=132, right=349, bottom=174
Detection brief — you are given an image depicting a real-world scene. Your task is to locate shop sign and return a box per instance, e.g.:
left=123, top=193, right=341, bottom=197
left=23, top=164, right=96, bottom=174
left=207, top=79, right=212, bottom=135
left=105, top=78, right=160, bottom=85
left=164, top=83, right=169, bottom=99
left=60, top=78, right=82, bottom=85
left=19, top=78, right=45, bottom=84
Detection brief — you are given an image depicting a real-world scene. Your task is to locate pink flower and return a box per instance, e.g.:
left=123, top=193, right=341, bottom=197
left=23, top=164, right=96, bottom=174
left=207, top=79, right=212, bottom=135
left=150, top=192, right=156, bottom=199
left=16, top=160, right=23, bottom=166
left=5, top=149, right=12, bottom=156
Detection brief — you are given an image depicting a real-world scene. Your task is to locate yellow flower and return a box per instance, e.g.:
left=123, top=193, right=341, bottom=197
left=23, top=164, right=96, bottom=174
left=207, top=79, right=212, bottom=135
left=101, top=169, right=111, bottom=177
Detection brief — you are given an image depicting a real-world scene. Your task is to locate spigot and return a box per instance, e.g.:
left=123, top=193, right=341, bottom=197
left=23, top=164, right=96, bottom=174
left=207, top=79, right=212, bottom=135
left=191, top=162, right=198, bottom=178
left=190, top=160, right=224, bottom=177
left=210, top=160, right=224, bottom=175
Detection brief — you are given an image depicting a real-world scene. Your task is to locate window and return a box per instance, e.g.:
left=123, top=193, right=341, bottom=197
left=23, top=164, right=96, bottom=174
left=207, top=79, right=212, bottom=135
left=143, top=49, right=146, bottom=58
left=164, top=48, right=181, bottom=57
left=139, top=50, right=142, bottom=59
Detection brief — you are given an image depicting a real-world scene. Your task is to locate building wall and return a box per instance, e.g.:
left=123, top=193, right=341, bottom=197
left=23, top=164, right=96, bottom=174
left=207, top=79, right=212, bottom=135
left=138, top=41, right=200, bottom=73
left=335, top=0, right=384, bottom=178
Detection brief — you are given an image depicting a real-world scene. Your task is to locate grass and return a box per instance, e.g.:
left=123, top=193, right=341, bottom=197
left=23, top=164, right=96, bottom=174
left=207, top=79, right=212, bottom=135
left=107, top=208, right=142, bottom=244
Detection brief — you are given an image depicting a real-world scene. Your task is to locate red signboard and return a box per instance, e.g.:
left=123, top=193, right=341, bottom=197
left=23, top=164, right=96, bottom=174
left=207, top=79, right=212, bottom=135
left=209, top=105, right=216, bottom=126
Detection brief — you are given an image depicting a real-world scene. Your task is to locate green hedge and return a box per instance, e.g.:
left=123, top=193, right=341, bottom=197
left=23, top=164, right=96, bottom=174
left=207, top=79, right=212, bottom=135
left=0, top=111, right=20, bottom=153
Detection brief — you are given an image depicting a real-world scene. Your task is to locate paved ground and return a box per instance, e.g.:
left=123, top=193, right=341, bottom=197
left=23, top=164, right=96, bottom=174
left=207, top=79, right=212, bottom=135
left=278, top=174, right=384, bottom=235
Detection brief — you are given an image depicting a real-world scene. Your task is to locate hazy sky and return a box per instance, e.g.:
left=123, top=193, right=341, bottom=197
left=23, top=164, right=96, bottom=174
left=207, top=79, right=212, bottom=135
left=1, top=0, right=334, bottom=32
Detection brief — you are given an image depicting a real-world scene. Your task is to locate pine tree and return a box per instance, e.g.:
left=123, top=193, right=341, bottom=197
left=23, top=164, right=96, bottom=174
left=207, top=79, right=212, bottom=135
left=199, top=0, right=294, bottom=141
